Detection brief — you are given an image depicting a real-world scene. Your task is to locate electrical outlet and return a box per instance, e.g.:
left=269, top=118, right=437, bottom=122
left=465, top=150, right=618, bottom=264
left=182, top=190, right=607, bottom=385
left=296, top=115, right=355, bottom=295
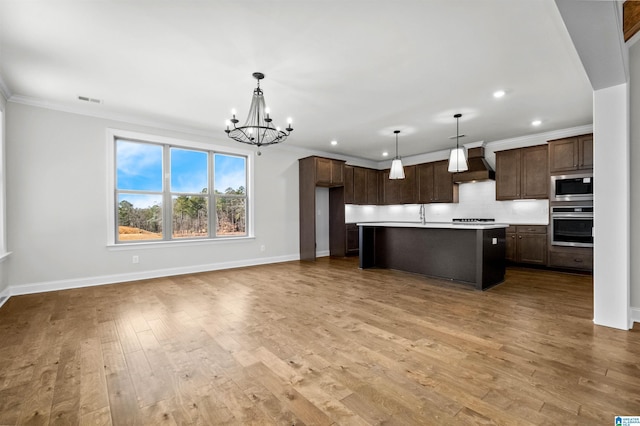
left=260, top=245, right=266, bottom=252
left=132, top=255, right=139, bottom=264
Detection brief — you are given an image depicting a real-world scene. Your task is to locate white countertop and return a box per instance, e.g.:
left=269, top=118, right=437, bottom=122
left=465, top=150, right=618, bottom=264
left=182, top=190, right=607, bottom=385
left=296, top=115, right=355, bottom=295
left=356, top=221, right=509, bottom=230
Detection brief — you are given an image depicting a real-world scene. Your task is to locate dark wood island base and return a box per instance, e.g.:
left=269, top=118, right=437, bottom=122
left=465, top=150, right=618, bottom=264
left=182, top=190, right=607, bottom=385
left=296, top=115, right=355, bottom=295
left=359, top=223, right=507, bottom=290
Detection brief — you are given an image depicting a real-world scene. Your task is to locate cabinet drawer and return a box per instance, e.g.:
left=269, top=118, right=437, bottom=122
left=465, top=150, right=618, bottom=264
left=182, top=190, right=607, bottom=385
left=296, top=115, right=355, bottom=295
left=516, top=225, right=547, bottom=234
left=549, top=249, right=593, bottom=270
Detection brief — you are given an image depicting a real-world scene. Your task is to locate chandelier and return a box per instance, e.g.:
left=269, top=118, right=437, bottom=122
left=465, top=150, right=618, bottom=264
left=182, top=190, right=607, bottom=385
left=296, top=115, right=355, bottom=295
left=225, top=72, right=293, bottom=149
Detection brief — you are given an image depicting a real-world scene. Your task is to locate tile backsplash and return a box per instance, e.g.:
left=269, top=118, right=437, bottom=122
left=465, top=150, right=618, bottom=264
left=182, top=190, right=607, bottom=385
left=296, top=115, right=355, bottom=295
left=345, top=180, right=549, bottom=225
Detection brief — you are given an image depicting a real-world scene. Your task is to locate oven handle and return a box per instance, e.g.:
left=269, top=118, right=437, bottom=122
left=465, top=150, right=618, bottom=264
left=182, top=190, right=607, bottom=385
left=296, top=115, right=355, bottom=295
left=550, top=213, right=593, bottom=218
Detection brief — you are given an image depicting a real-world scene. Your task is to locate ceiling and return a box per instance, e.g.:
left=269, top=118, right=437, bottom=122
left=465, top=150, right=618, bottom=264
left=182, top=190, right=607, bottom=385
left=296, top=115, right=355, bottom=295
left=0, top=0, right=594, bottom=161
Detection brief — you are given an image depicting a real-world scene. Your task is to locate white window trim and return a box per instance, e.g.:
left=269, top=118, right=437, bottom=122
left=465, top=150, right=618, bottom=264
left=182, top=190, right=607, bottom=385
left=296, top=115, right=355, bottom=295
left=106, top=128, right=255, bottom=246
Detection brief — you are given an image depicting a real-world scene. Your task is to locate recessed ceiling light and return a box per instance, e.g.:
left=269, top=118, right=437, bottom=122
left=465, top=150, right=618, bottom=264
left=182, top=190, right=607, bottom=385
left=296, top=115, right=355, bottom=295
left=493, top=90, right=506, bottom=98
left=382, top=151, right=389, bottom=157
left=531, top=119, right=542, bottom=126
left=330, top=140, right=338, bottom=146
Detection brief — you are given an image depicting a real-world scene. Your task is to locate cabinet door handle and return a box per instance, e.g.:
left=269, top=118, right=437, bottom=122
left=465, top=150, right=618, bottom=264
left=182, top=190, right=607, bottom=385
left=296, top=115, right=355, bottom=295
left=518, top=236, right=522, bottom=239
left=574, top=258, right=583, bottom=263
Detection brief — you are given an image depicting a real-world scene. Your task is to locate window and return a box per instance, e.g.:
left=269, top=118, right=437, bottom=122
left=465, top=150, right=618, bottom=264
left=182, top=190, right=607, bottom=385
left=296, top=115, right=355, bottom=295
left=110, top=130, right=250, bottom=244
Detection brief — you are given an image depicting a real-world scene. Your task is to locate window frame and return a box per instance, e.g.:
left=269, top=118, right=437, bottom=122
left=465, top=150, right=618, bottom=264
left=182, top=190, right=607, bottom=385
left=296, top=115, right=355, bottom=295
left=107, top=128, right=254, bottom=246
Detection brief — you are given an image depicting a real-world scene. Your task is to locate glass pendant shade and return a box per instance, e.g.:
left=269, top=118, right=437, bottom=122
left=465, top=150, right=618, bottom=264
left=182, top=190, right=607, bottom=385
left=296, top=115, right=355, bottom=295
left=389, top=129, right=405, bottom=180
left=448, top=113, right=469, bottom=173
left=389, top=158, right=405, bottom=179
left=448, top=147, right=468, bottom=172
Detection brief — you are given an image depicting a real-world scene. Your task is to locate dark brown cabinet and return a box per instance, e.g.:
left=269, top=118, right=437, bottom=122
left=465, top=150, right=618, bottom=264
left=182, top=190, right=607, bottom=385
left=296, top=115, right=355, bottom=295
left=346, top=223, right=359, bottom=256
left=344, top=165, right=354, bottom=204
left=382, top=165, right=416, bottom=204
left=496, top=145, right=548, bottom=200
left=365, top=169, right=380, bottom=205
left=416, top=160, right=458, bottom=204
left=299, top=156, right=346, bottom=261
left=548, top=246, right=593, bottom=271
left=506, top=225, right=548, bottom=265
left=344, top=166, right=380, bottom=205
left=548, top=134, right=593, bottom=173
left=313, top=156, right=345, bottom=186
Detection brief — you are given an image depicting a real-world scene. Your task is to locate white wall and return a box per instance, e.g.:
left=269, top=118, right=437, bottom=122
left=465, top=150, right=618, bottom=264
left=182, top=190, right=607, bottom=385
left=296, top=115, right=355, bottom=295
left=593, top=83, right=630, bottom=330
left=5, top=102, right=303, bottom=293
left=0, top=91, right=7, bottom=300
left=630, top=40, right=640, bottom=312
left=315, top=188, right=330, bottom=256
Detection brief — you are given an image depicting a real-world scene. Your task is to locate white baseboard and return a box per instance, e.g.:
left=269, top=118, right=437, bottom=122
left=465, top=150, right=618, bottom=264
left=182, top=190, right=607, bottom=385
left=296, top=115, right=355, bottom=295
left=630, top=307, right=640, bottom=329
left=0, top=287, right=9, bottom=309
left=7, top=253, right=299, bottom=297
left=316, top=250, right=330, bottom=257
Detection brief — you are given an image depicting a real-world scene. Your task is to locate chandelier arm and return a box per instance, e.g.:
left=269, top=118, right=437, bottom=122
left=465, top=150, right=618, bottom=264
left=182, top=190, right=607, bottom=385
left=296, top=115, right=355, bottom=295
left=230, top=127, right=255, bottom=143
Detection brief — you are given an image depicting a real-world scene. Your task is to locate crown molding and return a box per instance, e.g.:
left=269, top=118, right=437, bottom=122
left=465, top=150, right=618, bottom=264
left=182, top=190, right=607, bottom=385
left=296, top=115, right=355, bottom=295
left=0, top=73, right=11, bottom=101
left=8, top=94, right=593, bottom=169
left=8, top=94, right=225, bottom=140
left=485, top=124, right=593, bottom=152
left=8, top=94, right=381, bottom=169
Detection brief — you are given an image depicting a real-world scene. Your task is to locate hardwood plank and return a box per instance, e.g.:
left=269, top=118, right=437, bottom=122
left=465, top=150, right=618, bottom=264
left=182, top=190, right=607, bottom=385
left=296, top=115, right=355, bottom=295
left=0, top=257, right=639, bottom=424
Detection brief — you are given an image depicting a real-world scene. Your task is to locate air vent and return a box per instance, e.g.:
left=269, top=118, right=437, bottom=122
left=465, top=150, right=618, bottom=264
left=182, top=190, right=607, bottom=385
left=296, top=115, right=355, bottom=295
left=77, top=96, right=102, bottom=104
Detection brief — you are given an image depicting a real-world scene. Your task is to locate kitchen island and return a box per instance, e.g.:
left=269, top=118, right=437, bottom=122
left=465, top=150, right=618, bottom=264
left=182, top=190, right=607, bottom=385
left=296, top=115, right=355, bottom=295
left=358, top=222, right=508, bottom=290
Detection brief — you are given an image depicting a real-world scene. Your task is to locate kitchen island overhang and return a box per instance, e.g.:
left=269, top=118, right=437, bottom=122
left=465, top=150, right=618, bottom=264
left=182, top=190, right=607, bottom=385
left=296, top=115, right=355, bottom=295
left=358, top=222, right=509, bottom=290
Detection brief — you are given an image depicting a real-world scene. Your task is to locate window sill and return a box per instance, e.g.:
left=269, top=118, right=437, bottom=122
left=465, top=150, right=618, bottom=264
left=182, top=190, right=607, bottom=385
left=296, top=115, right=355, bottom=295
left=0, top=252, right=12, bottom=263
left=107, top=235, right=255, bottom=250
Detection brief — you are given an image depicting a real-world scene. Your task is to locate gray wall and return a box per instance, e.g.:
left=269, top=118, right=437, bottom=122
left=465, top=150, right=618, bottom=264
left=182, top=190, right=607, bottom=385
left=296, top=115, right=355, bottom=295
left=0, top=91, right=7, bottom=295
left=631, top=40, right=640, bottom=309
left=5, top=102, right=302, bottom=290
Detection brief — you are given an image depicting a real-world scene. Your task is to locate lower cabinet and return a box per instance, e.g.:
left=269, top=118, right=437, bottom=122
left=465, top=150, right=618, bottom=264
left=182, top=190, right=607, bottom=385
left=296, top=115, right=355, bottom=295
left=548, top=246, right=593, bottom=271
left=506, top=225, right=548, bottom=265
left=346, top=223, right=359, bottom=256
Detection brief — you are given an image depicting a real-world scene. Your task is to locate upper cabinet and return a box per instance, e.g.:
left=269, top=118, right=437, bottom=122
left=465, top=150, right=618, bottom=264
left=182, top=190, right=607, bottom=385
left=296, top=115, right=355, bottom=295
left=548, top=134, right=593, bottom=173
left=416, top=160, right=458, bottom=204
left=365, top=168, right=380, bottom=205
left=344, top=166, right=379, bottom=205
left=302, top=156, right=345, bottom=187
left=344, top=165, right=355, bottom=204
left=496, top=144, right=548, bottom=200
left=382, top=165, right=416, bottom=204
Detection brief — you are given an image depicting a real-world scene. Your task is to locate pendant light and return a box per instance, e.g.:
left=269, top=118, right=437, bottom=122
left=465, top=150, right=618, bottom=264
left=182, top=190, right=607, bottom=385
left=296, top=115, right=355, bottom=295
left=448, top=113, right=469, bottom=173
left=389, top=130, right=405, bottom=180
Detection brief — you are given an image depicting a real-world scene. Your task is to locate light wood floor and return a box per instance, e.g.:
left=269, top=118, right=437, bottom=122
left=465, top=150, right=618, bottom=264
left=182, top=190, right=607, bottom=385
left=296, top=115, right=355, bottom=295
left=1, top=257, right=639, bottom=425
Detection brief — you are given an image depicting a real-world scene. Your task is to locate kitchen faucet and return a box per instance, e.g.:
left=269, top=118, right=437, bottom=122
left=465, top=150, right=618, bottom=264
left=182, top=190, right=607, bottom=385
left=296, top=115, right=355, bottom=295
left=419, top=204, right=426, bottom=224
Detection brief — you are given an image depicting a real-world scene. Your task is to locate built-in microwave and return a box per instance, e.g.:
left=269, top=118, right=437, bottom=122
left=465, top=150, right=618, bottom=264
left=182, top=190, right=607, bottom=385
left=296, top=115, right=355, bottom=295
left=550, top=173, right=593, bottom=202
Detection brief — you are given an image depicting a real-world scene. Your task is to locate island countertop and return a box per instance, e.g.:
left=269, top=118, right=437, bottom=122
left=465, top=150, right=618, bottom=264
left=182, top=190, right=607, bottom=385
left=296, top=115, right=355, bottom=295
left=356, top=221, right=510, bottom=230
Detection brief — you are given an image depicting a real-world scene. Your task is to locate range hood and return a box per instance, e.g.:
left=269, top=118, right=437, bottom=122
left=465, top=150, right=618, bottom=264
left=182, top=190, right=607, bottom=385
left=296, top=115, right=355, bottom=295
left=453, top=147, right=495, bottom=183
